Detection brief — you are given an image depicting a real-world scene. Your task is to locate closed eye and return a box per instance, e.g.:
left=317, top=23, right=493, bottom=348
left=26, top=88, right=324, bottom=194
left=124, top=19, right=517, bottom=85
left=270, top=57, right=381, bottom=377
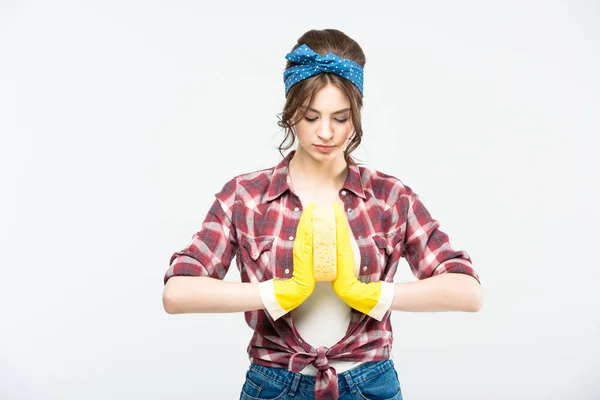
left=305, top=117, right=349, bottom=123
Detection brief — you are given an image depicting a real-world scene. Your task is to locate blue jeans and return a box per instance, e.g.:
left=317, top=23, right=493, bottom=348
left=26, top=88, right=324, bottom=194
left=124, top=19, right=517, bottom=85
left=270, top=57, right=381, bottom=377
left=239, top=359, right=403, bottom=399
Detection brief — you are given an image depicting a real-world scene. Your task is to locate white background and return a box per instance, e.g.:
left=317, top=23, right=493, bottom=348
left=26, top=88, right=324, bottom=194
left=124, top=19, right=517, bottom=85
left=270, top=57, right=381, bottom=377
left=1, top=1, right=599, bottom=399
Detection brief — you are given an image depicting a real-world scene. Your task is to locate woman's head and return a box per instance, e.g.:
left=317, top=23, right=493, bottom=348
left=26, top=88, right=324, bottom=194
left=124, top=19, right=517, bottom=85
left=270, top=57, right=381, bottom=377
left=277, top=29, right=366, bottom=165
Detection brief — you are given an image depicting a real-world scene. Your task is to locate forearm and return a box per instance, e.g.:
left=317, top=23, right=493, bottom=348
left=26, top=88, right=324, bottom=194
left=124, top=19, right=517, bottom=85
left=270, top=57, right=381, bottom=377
left=390, top=273, right=482, bottom=312
left=163, top=276, right=264, bottom=314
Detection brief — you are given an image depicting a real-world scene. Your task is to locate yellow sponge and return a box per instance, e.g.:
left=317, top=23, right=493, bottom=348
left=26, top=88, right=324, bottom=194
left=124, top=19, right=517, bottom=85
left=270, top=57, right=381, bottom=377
left=313, top=205, right=337, bottom=281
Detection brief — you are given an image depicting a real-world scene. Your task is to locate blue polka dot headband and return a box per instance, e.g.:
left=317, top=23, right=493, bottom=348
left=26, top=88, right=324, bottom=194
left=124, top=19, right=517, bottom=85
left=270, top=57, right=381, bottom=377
left=283, top=44, right=364, bottom=97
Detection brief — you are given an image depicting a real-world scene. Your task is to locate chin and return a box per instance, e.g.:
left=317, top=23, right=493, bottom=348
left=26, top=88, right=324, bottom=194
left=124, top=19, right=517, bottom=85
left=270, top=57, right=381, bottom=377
left=312, top=148, right=340, bottom=159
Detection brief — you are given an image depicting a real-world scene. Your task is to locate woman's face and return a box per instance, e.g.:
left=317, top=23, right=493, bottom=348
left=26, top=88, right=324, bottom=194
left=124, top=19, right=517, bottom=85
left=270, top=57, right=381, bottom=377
left=293, top=83, right=354, bottom=164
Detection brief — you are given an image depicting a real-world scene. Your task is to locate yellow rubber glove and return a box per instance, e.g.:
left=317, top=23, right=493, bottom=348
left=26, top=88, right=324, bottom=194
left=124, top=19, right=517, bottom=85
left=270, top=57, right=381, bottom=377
left=331, top=202, right=383, bottom=316
left=272, top=202, right=317, bottom=313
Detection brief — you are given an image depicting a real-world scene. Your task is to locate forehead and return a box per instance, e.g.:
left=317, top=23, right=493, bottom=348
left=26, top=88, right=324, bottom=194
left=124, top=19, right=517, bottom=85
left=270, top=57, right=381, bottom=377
left=308, top=84, right=350, bottom=112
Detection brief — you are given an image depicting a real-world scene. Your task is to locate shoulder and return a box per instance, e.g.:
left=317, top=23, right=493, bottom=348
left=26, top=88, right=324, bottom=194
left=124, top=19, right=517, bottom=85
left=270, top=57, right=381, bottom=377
left=356, top=164, right=417, bottom=207
left=214, top=164, right=276, bottom=202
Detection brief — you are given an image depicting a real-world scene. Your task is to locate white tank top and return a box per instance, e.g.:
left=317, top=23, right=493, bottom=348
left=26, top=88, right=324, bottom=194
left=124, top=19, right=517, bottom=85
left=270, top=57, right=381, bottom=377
left=291, top=221, right=364, bottom=375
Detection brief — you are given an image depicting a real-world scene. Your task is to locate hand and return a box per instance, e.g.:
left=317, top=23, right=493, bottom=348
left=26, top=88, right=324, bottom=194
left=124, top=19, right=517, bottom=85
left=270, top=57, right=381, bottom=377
left=272, top=202, right=317, bottom=313
left=331, top=202, right=383, bottom=316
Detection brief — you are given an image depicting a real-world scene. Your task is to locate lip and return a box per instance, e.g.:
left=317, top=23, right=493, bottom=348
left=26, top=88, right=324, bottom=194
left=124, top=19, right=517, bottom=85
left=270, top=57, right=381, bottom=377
left=313, top=144, right=335, bottom=153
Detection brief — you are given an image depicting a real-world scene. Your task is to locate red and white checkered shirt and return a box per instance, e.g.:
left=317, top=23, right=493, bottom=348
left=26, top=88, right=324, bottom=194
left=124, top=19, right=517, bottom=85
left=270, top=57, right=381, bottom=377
left=164, top=150, right=480, bottom=399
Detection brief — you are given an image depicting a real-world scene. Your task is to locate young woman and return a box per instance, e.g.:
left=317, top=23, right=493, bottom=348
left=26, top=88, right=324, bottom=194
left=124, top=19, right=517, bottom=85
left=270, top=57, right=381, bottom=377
left=162, top=28, right=482, bottom=400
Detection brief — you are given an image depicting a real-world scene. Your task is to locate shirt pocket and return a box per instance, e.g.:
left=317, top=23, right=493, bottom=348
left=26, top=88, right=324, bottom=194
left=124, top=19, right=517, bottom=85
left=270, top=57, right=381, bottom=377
left=355, top=234, right=386, bottom=283
left=239, top=232, right=275, bottom=282
left=377, top=226, right=404, bottom=255
left=371, top=234, right=390, bottom=273
left=371, top=226, right=404, bottom=278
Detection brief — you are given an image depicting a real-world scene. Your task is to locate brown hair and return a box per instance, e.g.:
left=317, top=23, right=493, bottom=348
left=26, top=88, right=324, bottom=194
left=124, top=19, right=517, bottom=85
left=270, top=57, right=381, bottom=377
left=276, top=29, right=366, bottom=165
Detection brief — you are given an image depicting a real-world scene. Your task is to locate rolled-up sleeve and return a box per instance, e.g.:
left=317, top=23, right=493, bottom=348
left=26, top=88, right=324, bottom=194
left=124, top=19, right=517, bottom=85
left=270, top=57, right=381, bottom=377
left=163, top=178, right=239, bottom=285
left=401, top=189, right=480, bottom=284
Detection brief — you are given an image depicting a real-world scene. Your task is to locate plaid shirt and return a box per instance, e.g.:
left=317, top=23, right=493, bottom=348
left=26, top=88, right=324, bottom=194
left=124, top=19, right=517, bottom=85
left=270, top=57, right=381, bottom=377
left=164, top=150, right=480, bottom=399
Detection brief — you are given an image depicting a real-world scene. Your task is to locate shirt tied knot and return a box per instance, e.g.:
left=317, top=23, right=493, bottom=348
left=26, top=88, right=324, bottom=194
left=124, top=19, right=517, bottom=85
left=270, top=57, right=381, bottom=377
left=313, top=346, right=330, bottom=371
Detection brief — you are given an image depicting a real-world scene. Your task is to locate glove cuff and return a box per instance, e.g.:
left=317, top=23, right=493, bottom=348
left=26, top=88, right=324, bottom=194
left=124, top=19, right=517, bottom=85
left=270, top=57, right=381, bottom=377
left=367, top=281, right=395, bottom=321
left=257, top=279, right=288, bottom=321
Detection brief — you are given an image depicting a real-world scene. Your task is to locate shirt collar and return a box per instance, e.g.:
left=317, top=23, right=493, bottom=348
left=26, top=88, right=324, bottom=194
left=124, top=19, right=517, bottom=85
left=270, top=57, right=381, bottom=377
left=266, top=150, right=366, bottom=202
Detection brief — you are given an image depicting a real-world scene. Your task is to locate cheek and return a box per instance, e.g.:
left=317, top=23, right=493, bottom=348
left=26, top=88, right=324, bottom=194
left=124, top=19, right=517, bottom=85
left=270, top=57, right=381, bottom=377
left=294, top=127, right=308, bottom=142
left=343, top=129, right=354, bottom=142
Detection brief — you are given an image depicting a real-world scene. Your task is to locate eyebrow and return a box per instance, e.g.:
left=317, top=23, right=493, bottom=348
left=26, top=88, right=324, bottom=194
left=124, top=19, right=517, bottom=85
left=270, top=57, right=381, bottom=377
left=307, top=107, right=350, bottom=115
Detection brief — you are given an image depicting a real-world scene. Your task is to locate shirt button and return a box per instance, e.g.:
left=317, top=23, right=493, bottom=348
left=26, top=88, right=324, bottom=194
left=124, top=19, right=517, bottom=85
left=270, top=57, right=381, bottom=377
left=346, top=208, right=352, bottom=213
left=253, top=252, right=259, bottom=258
left=363, top=266, right=368, bottom=271
left=289, top=235, right=294, bottom=240
left=341, top=190, right=347, bottom=195
left=284, top=268, right=290, bottom=274
left=358, top=235, right=363, bottom=239
left=294, top=207, right=300, bottom=212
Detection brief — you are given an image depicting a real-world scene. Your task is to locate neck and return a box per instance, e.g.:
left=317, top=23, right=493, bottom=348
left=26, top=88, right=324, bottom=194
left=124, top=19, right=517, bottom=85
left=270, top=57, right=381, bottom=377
left=288, top=148, right=348, bottom=190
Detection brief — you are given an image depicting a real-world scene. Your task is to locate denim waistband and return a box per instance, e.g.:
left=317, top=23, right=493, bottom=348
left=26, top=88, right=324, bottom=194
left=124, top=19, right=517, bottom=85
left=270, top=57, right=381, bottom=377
left=248, top=359, right=394, bottom=391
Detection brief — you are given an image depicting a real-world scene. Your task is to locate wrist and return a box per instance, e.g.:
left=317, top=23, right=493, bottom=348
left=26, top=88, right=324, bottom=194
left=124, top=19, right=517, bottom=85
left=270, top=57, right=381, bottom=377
left=367, top=281, right=394, bottom=321
left=258, top=279, right=288, bottom=321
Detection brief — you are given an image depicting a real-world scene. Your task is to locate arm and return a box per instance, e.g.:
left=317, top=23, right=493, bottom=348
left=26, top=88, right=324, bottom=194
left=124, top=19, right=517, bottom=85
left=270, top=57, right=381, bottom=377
left=163, top=276, right=264, bottom=314
left=164, top=204, right=318, bottom=317
left=390, top=273, right=482, bottom=313
left=163, top=180, right=317, bottom=318
left=390, top=188, right=483, bottom=313
left=162, top=178, right=241, bottom=314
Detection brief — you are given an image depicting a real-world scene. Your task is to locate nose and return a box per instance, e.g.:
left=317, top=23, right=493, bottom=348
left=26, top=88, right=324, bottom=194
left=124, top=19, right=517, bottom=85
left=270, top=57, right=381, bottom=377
left=316, top=120, right=334, bottom=141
